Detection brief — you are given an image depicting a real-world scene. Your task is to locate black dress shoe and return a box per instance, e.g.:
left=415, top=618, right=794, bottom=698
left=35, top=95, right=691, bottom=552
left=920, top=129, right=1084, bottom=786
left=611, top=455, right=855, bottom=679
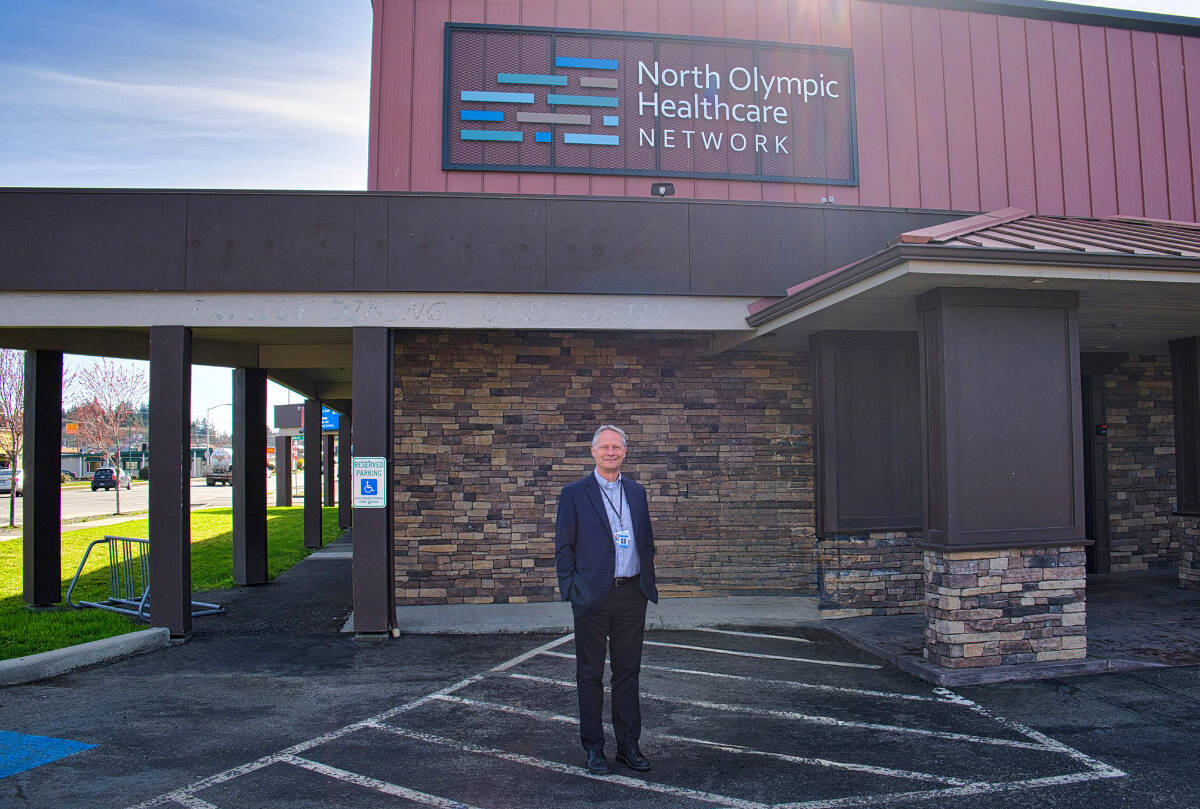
left=615, top=745, right=651, bottom=772
left=586, top=749, right=611, bottom=775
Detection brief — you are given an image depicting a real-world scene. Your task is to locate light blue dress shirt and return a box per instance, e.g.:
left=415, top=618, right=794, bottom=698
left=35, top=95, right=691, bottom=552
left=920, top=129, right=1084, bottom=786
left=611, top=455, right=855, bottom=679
left=594, top=469, right=641, bottom=579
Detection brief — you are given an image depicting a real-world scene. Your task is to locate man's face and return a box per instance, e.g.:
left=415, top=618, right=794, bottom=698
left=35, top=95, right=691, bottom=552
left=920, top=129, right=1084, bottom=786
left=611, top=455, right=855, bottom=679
left=591, top=430, right=627, bottom=477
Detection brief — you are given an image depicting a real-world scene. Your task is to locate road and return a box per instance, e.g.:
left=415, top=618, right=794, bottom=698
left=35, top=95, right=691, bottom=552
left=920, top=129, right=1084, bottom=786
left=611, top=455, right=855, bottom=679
left=3, top=475, right=304, bottom=526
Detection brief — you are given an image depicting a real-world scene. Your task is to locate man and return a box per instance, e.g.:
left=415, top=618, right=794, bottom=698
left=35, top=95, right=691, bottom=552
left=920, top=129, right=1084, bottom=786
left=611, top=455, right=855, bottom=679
left=554, top=424, right=658, bottom=776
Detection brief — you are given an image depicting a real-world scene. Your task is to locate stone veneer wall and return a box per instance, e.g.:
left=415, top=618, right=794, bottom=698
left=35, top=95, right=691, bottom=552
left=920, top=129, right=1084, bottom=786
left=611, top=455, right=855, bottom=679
left=924, top=546, right=1087, bottom=668
left=1106, top=355, right=1178, bottom=570
left=391, top=331, right=815, bottom=606
left=1175, top=514, right=1200, bottom=589
left=817, top=533, right=924, bottom=615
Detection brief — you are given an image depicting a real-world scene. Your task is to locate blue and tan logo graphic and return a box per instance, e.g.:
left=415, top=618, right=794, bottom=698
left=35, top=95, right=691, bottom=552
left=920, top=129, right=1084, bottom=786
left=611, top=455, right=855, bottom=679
left=458, top=54, right=621, bottom=148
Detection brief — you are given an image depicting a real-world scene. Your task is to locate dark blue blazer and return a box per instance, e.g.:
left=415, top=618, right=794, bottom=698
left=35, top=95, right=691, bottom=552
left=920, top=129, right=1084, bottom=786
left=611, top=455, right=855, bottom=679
left=554, top=473, right=658, bottom=613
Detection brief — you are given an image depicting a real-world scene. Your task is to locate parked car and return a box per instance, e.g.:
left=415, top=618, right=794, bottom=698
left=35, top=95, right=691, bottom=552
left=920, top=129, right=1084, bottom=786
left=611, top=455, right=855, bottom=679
left=61, top=469, right=77, bottom=480
left=0, top=468, right=22, bottom=496
left=91, top=467, right=131, bottom=491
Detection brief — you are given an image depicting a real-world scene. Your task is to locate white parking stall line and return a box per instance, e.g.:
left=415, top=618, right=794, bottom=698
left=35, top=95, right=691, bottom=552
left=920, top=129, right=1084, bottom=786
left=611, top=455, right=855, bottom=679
left=540, top=651, right=947, bottom=704
left=507, top=674, right=1052, bottom=752
left=125, top=634, right=578, bottom=809
left=644, top=641, right=881, bottom=669
left=933, top=688, right=1127, bottom=777
left=770, top=768, right=1128, bottom=809
left=368, top=721, right=771, bottom=809
left=169, top=795, right=221, bottom=809
left=278, top=754, right=489, bottom=809
left=693, top=628, right=814, bottom=644
left=428, top=694, right=980, bottom=787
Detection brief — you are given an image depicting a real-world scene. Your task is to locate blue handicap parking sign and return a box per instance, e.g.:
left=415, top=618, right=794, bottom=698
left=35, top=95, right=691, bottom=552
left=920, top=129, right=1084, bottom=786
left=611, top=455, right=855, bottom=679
left=360, top=478, right=377, bottom=496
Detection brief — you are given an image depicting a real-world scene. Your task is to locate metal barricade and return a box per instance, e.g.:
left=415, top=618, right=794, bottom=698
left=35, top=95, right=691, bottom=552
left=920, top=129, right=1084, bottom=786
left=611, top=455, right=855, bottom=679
left=66, top=535, right=224, bottom=621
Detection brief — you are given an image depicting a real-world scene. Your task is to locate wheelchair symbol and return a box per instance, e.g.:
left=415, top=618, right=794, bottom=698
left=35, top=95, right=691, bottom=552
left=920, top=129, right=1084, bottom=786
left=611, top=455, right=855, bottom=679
left=360, top=479, right=377, bottom=496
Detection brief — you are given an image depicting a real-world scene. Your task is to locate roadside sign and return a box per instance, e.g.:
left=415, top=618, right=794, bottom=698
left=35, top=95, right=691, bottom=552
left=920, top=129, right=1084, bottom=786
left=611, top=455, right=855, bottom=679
left=321, top=406, right=340, bottom=431
left=352, top=457, right=387, bottom=508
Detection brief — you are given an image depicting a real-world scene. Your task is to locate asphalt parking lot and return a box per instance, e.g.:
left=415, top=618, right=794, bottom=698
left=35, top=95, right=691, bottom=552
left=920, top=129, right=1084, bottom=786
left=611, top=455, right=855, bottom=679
left=3, top=623, right=1198, bottom=808
left=1, top=547, right=1198, bottom=809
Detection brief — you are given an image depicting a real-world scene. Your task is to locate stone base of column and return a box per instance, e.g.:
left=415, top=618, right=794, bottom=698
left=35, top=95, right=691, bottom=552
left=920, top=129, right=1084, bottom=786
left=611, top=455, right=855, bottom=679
left=1174, top=514, right=1200, bottom=589
left=923, top=545, right=1087, bottom=669
left=817, top=532, right=924, bottom=616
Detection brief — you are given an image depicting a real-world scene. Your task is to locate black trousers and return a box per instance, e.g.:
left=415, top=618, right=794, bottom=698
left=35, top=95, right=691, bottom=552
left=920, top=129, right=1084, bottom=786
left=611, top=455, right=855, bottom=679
left=573, top=581, right=648, bottom=753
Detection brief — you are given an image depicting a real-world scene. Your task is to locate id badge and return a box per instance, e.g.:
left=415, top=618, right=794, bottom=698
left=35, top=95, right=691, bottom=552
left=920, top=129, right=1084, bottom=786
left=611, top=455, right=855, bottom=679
left=615, top=529, right=631, bottom=548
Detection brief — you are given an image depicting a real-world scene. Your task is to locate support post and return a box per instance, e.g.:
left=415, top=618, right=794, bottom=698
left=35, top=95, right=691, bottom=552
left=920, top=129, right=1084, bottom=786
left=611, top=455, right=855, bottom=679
left=352, top=327, right=395, bottom=635
left=917, top=290, right=1086, bottom=668
left=324, top=434, right=336, bottom=507
left=22, top=350, right=63, bottom=607
left=304, top=399, right=322, bottom=549
left=338, top=414, right=352, bottom=529
left=149, top=326, right=192, bottom=637
left=233, top=367, right=268, bottom=585
left=275, top=435, right=292, bottom=506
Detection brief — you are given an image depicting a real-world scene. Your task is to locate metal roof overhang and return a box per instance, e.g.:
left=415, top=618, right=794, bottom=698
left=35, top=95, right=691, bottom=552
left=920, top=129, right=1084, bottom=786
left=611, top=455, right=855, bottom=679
left=723, top=244, right=1200, bottom=354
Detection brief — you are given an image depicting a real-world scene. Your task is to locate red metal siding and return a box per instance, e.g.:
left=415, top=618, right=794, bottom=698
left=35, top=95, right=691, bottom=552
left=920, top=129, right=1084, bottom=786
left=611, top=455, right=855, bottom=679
left=1027, top=19, right=1065, bottom=216
left=1160, top=34, right=1195, bottom=222
left=1053, top=22, right=1091, bottom=217
left=969, top=13, right=1009, bottom=211
left=368, top=0, right=1200, bottom=224
left=1132, top=30, right=1169, bottom=219
left=1081, top=25, right=1119, bottom=216
left=1186, top=38, right=1200, bottom=220
left=941, top=10, right=979, bottom=212
left=911, top=5, right=950, bottom=211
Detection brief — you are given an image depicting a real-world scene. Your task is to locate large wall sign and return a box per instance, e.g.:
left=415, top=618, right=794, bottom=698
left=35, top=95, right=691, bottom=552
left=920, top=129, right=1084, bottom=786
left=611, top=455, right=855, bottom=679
left=444, top=23, right=858, bottom=186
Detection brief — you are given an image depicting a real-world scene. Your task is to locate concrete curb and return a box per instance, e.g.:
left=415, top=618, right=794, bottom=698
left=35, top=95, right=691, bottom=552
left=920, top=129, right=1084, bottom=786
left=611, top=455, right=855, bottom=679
left=0, top=628, right=170, bottom=686
left=346, top=595, right=824, bottom=635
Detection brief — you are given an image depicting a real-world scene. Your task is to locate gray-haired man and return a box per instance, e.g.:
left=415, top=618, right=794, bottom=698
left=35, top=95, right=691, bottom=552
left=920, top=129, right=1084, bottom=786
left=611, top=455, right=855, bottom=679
left=554, top=425, right=659, bottom=775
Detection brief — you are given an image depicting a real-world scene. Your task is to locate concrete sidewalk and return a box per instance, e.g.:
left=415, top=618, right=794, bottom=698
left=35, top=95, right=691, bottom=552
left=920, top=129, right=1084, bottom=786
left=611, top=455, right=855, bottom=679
left=373, top=594, right=821, bottom=635
left=6, top=526, right=1199, bottom=688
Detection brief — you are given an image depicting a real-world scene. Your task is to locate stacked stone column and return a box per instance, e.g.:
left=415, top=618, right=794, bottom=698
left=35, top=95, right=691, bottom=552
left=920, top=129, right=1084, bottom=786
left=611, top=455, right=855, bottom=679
left=924, top=546, right=1087, bottom=668
left=1175, top=515, right=1200, bottom=589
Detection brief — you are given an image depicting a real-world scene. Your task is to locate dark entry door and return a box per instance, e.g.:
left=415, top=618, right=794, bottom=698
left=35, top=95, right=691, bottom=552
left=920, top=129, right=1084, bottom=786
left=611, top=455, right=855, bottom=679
left=1081, top=375, right=1109, bottom=573
left=1080, top=353, right=1125, bottom=574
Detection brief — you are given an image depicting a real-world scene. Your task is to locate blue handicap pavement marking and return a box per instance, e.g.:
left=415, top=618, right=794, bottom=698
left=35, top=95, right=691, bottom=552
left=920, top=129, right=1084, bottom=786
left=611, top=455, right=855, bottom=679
left=361, top=479, right=377, bottom=496
left=0, top=731, right=94, bottom=779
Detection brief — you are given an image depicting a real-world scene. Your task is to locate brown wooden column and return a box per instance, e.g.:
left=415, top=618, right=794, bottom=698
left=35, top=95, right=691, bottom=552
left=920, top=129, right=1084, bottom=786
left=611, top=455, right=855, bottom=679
left=324, top=433, right=336, bottom=507
left=304, top=399, right=323, bottom=549
left=338, top=413, right=352, bottom=529
left=352, top=327, right=395, bottom=635
left=149, top=326, right=192, bottom=637
left=22, top=350, right=63, bottom=607
left=918, top=289, right=1087, bottom=668
left=275, top=435, right=292, bottom=506
left=233, top=367, right=268, bottom=585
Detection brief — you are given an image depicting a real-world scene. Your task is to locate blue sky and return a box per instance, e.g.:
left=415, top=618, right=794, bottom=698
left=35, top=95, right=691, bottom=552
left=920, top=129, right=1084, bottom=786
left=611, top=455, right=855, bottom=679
left=1, top=0, right=372, bottom=429
left=1, top=0, right=1195, bottom=428
left=0, top=0, right=372, bottom=190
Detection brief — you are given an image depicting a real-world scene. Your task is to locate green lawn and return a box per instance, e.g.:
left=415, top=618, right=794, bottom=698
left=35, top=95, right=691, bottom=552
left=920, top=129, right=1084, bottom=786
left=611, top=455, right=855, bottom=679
left=0, top=506, right=341, bottom=660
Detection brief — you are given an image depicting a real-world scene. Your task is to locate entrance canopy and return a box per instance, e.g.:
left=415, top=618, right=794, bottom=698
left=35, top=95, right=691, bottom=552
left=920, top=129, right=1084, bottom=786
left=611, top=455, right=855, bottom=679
left=731, top=208, right=1200, bottom=353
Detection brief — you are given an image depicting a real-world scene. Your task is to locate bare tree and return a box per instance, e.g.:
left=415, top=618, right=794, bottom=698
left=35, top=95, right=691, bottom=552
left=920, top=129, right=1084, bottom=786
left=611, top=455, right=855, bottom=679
left=74, top=359, right=148, bottom=515
left=0, top=350, right=22, bottom=528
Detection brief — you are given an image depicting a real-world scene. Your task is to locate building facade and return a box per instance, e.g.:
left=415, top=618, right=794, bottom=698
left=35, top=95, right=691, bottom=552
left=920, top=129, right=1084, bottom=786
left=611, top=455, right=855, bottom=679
left=4, top=0, right=1200, bottom=672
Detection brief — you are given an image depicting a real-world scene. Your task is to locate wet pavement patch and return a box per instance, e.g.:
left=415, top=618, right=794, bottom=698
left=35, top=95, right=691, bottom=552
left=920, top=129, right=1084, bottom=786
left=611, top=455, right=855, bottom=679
left=0, top=731, right=93, bottom=779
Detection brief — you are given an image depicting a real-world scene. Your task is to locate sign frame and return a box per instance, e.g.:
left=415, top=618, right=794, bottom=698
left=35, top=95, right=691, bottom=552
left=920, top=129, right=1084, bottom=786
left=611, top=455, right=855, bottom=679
left=443, top=22, right=859, bottom=187
left=351, top=456, right=388, bottom=509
